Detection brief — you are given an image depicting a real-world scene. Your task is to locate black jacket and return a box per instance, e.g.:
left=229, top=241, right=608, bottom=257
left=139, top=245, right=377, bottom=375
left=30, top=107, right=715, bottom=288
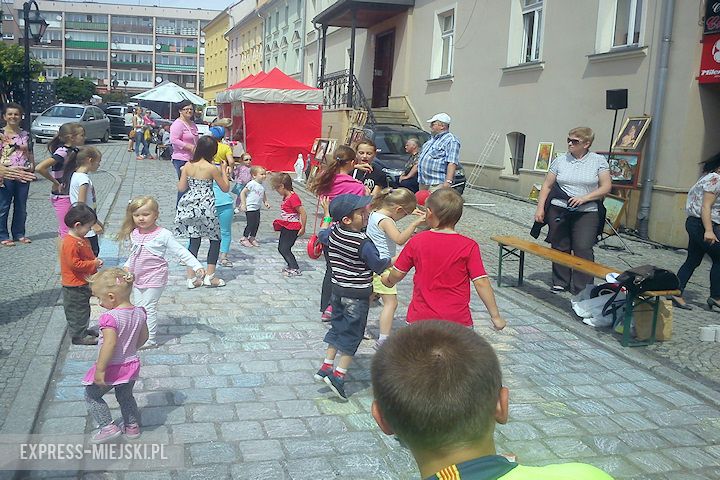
left=531, top=183, right=606, bottom=243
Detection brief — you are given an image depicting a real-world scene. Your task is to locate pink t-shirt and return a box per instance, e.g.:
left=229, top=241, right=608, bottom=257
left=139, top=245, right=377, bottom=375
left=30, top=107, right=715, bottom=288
left=325, top=174, right=366, bottom=200
left=394, top=231, right=488, bottom=327
left=127, top=227, right=168, bottom=288
left=82, top=306, right=146, bottom=385
left=170, top=118, right=198, bottom=163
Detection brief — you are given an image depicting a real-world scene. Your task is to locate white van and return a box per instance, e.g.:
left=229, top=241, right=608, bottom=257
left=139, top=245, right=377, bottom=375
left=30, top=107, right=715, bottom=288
left=202, top=105, right=218, bottom=124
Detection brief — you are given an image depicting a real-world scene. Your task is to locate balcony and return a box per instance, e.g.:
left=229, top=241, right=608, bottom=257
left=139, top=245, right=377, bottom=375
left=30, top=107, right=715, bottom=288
left=110, top=24, right=152, bottom=34
left=66, top=58, right=106, bottom=67
left=112, top=43, right=153, bottom=52
left=65, top=40, right=108, bottom=50
left=157, top=45, right=197, bottom=54
left=156, top=27, right=198, bottom=36
left=111, top=61, right=152, bottom=71
left=65, top=21, right=108, bottom=32
left=155, top=64, right=197, bottom=72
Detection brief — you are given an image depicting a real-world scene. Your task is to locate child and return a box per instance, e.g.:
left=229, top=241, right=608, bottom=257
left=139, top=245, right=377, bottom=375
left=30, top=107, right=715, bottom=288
left=382, top=188, right=506, bottom=330
left=62, top=146, right=103, bottom=256
left=61, top=204, right=103, bottom=345
left=175, top=135, right=229, bottom=288
left=353, top=139, right=388, bottom=197
left=239, top=165, right=270, bottom=247
left=314, top=194, right=391, bottom=400
left=270, top=173, right=307, bottom=277
left=35, top=122, right=85, bottom=238
left=371, top=321, right=613, bottom=480
left=119, top=196, right=205, bottom=348
left=366, top=188, right=426, bottom=348
left=232, top=153, right=252, bottom=213
left=83, top=268, right=148, bottom=443
left=210, top=127, right=235, bottom=267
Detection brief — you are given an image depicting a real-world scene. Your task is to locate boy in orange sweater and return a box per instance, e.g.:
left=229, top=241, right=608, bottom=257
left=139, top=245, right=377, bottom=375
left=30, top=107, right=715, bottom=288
left=61, top=204, right=103, bottom=345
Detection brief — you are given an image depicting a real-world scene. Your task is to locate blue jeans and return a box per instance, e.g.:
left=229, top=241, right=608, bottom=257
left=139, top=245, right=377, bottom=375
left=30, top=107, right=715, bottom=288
left=134, top=130, right=149, bottom=157
left=677, top=216, right=720, bottom=298
left=323, top=294, right=370, bottom=356
left=0, top=179, right=30, bottom=241
left=216, top=203, right=233, bottom=254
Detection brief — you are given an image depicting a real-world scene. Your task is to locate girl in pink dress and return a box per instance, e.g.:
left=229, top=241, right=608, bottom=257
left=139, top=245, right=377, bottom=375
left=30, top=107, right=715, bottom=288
left=83, top=268, right=148, bottom=443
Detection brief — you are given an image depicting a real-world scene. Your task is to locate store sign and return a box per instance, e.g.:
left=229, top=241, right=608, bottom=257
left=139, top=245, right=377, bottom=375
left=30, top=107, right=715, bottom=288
left=706, top=1, right=720, bottom=35
left=699, top=34, right=720, bottom=83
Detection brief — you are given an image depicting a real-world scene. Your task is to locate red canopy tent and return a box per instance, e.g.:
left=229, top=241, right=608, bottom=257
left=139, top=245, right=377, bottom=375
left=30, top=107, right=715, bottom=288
left=216, top=69, right=322, bottom=172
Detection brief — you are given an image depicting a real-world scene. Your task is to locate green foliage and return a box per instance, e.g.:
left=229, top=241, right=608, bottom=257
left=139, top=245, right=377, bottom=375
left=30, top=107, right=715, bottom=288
left=54, top=76, right=97, bottom=104
left=0, top=43, right=44, bottom=103
left=102, top=91, right=128, bottom=104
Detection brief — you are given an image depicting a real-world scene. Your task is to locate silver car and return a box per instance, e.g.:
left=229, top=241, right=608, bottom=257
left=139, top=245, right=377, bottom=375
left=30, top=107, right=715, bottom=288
left=31, top=104, right=111, bottom=143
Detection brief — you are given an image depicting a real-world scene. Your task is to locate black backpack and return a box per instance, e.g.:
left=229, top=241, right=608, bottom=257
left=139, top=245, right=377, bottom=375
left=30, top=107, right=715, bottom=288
left=601, top=265, right=679, bottom=316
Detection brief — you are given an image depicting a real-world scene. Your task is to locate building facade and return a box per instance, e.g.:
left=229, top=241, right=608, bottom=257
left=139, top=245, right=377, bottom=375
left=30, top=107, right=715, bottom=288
left=258, top=0, right=306, bottom=79
left=309, top=0, right=720, bottom=248
left=1, top=1, right=218, bottom=95
left=226, top=0, right=262, bottom=86
left=203, top=11, right=231, bottom=104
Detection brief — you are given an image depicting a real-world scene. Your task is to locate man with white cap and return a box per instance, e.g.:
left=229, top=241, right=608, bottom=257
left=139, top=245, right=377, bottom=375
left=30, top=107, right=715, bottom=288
left=417, top=113, right=460, bottom=191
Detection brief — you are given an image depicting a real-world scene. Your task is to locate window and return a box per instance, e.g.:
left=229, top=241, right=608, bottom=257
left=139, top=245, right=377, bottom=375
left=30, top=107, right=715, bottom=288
left=2, top=33, right=15, bottom=40
left=3, top=14, right=14, bottom=21
left=521, top=0, right=543, bottom=62
left=613, top=0, right=642, bottom=47
left=431, top=9, right=455, bottom=78
left=504, top=132, right=526, bottom=175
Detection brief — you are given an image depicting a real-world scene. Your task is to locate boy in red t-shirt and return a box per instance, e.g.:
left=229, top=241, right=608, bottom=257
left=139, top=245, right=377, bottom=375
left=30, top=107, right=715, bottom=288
left=382, top=188, right=506, bottom=330
left=61, top=204, right=104, bottom=345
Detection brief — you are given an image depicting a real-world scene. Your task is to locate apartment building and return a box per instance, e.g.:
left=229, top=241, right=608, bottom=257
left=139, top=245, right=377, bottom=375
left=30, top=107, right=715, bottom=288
left=307, top=0, right=720, bottom=247
left=1, top=1, right=218, bottom=95
left=203, top=11, right=231, bottom=104
left=226, top=4, right=263, bottom=86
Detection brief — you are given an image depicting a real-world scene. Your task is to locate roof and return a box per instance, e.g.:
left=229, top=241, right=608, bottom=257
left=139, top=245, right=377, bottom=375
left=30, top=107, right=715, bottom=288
left=216, top=68, right=322, bottom=104
left=312, top=0, right=414, bottom=28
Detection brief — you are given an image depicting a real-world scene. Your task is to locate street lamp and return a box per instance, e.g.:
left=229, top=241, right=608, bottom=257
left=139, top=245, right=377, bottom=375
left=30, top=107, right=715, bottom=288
left=111, top=74, right=118, bottom=92
left=123, top=79, right=128, bottom=96
left=22, top=1, right=48, bottom=132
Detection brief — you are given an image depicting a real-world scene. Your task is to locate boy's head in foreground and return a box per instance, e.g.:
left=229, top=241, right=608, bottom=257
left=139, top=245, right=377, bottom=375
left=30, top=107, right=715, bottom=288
left=329, top=194, right=372, bottom=231
left=371, top=321, right=509, bottom=474
left=425, top=188, right=463, bottom=229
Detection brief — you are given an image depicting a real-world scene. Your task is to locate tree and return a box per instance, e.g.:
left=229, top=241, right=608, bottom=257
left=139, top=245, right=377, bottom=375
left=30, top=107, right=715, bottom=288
left=54, top=76, right=97, bottom=104
left=102, top=91, right=128, bottom=104
left=0, top=43, right=44, bottom=104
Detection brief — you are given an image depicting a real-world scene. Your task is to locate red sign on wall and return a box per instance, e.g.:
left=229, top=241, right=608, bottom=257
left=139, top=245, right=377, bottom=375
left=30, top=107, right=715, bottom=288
left=700, top=34, right=720, bottom=84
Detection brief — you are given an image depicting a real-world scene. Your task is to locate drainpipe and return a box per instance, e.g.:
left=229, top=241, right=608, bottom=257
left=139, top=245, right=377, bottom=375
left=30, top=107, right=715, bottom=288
left=637, top=0, right=675, bottom=238
left=298, top=1, right=306, bottom=82
left=314, top=23, right=322, bottom=86
left=257, top=9, right=266, bottom=71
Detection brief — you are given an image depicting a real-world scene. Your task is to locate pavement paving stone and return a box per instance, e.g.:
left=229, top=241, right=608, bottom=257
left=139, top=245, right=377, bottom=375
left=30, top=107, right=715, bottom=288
left=14, top=148, right=720, bottom=479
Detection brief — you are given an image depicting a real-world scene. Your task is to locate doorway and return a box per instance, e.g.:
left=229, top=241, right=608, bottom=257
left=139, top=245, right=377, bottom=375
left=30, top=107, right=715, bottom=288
left=372, top=30, right=395, bottom=108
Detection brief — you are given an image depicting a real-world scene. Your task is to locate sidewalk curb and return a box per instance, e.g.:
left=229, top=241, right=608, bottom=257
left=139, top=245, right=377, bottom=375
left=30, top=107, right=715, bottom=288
left=493, top=287, right=720, bottom=408
left=0, top=169, right=124, bottom=451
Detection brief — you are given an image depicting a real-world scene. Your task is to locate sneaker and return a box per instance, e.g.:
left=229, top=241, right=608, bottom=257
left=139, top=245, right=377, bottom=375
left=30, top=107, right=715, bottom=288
left=72, top=335, right=98, bottom=346
left=324, top=374, right=348, bottom=401
left=313, top=364, right=333, bottom=383
left=550, top=285, right=567, bottom=294
left=250, top=239, right=260, bottom=247
left=86, top=326, right=100, bottom=337
left=363, top=330, right=373, bottom=340
left=284, top=269, right=302, bottom=277
left=240, top=238, right=253, bottom=247
left=373, top=338, right=387, bottom=351
left=91, top=424, right=122, bottom=443
left=234, top=208, right=241, bottom=214
left=138, top=339, right=157, bottom=350
left=123, top=423, right=141, bottom=439
left=321, top=306, right=333, bottom=322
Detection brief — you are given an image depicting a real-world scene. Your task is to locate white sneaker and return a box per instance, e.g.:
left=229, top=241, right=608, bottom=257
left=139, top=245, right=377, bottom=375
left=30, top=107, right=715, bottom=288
left=139, top=339, right=158, bottom=350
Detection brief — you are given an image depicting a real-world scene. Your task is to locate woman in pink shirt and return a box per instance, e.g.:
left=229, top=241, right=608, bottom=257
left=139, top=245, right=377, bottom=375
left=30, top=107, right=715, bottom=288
left=308, top=145, right=371, bottom=319
left=170, top=100, right=199, bottom=204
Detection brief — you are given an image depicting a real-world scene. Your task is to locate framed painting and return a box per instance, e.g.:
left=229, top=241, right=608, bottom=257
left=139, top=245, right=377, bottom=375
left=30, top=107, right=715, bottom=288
left=533, top=142, right=554, bottom=171
left=603, top=195, right=627, bottom=236
left=613, top=116, right=651, bottom=150
left=598, top=151, right=642, bottom=188
left=314, top=139, right=329, bottom=163
left=310, top=138, right=320, bottom=154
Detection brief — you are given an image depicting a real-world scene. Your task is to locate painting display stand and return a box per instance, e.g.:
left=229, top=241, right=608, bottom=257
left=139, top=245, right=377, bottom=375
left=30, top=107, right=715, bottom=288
left=598, top=218, right=634, bottom=254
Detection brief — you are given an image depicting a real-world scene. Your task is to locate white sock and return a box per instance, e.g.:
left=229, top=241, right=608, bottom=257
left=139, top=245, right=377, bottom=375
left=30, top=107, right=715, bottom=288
left=379, top=334, right=389, bottom=341
left=323, top=358, right=334, bottom=366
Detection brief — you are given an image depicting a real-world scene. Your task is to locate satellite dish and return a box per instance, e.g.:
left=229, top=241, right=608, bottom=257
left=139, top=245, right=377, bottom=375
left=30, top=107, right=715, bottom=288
left=64, top=34, right=71, bottom=40
left=155, top=44, right=161, bottom=50
left=56, top=15, right=62, bottom=21
left=155, top=76, right=163, bottom=83
left=200, top=37, right=205, bottom=44
left=111, top=53, right=117, bottom=58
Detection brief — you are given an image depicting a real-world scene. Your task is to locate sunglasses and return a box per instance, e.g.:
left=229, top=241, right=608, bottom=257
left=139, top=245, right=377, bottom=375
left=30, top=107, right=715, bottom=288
left=567, top=138, right=583, bottom=145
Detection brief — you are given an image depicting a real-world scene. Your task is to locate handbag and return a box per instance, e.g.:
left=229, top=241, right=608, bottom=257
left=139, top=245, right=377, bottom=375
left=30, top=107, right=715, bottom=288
left=602, top=265, right=679, bottom=316
left=306, top=199, right=323, bottom=259
left=129, top=129, right=136, bottom=139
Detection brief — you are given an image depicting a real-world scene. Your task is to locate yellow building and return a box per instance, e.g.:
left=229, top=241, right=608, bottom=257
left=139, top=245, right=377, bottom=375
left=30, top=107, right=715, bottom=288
left=202, top=10, right=230, bottom=104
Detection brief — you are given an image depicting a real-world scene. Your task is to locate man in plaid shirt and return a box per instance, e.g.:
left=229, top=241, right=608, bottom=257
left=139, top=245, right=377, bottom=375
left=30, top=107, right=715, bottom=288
left=417, top=112, right=461, bottom=191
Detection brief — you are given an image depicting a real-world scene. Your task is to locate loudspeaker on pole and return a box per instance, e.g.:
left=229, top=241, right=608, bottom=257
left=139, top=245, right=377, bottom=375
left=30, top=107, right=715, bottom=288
left=606, top=89, right=628, bottom=110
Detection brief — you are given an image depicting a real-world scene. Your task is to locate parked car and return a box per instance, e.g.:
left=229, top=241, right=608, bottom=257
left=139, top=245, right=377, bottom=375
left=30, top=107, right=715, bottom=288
left=104, top=105, right=171, bottom=139
left=31, top=104, right=111, bottom=143
left=361, top=123, right=466, bottom=194
left=202, top=105, right=218, bottom=124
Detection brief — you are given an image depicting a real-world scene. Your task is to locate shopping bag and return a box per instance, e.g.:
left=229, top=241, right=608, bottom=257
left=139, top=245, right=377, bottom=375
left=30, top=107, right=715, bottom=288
left=634, top=300, right=673, bottom=341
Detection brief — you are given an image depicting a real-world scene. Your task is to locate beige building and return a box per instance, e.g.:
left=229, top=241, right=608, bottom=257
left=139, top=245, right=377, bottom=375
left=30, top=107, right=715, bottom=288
left=309, top=0, right=720, bottom=247
left=1, top=0, right=218, bottom=94
left=202, top=11, right=231, bottom=104
left=226, top=1, right=263, bottom=85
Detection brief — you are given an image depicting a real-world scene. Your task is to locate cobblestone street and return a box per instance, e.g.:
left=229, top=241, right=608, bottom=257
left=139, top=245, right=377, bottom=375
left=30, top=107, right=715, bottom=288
left=2, top=142, right=720, bottom=479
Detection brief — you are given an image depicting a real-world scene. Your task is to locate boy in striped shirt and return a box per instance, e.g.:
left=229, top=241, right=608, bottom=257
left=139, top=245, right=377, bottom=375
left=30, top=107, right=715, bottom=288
left=313, top=194, right=391, bottom=400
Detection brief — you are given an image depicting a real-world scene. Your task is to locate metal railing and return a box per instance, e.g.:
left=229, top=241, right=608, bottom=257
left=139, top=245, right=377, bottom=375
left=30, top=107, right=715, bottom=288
left=319, top=69, right=376, bottom=124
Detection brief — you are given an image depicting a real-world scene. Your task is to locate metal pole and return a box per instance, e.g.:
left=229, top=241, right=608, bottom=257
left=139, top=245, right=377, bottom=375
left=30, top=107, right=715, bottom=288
left=319, top=25, right=327, bottom=88
left=22, top=2, right=32, bottom=133
left=608, top=108, right=618, bottom=162
left=347, top=9, right=356, bottom=108
left=637, top=0, right=675, bottom=238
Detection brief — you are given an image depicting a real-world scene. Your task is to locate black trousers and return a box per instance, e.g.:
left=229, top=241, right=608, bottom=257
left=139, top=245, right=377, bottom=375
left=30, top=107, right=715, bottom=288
left=189, top=237, right=220, bottom=266
left=244, top=210, right=261, bottom=238
left=88, top=235, right=100, bottom=257
left=278, top=227, right=299, bottom=270
left=677, top=216, right=720, bottom=298
left=546, top=205, right=599, bottom=294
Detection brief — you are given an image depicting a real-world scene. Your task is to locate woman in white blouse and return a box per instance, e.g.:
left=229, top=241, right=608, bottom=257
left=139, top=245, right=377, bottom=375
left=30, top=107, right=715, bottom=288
left=673, top=154, right=720, bottom=311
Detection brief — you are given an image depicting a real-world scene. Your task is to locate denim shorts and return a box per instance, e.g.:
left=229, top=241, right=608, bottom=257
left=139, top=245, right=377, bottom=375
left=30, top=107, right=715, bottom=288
left=323, top=294, right=370, bottom=356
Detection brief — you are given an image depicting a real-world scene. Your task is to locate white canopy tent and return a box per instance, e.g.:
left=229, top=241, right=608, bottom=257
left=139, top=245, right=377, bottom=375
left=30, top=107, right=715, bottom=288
left=132, top=82, right=207, bottom=105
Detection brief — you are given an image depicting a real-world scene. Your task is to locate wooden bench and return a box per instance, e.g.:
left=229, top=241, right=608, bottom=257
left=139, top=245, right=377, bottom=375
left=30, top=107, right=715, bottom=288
left=491, top=235, right=680, bottom=347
